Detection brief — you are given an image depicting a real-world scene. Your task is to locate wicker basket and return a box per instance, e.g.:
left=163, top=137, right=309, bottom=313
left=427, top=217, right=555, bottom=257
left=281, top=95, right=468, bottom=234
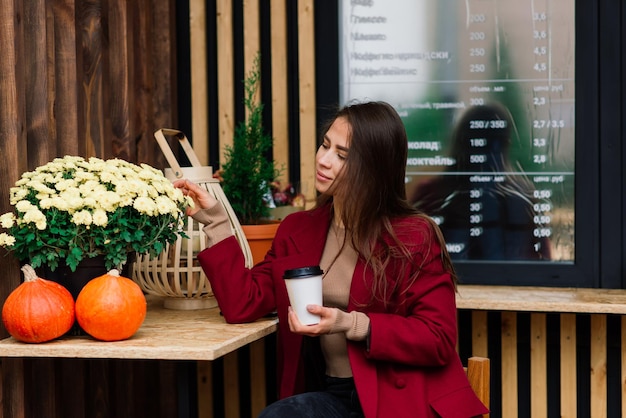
left=132, top=129, right=253, bottom=310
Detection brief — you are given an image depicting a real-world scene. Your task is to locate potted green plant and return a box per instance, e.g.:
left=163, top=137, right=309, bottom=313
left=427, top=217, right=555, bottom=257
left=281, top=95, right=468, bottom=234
left=220, top=52, right=278, bottom=225
left=219, top=52, right=281, bottom=263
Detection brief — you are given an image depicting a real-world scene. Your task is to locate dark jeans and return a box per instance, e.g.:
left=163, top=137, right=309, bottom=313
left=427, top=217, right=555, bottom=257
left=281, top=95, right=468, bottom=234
left=258, top=376, right=364, bottom=418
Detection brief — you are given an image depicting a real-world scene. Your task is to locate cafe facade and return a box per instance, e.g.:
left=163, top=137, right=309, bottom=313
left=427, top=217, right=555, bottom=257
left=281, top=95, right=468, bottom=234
left=0, top=1, right=625, bottom=417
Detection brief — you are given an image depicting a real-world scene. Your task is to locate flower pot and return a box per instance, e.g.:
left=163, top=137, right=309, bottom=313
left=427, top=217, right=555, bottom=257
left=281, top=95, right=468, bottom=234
left=242, top=222, right=280, bottom=265
left=38, top=254, right=135, bottom=301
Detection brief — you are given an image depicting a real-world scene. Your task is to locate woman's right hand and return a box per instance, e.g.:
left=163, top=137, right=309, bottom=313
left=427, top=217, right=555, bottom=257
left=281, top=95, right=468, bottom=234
left=173, top=179, right=219, bottom=216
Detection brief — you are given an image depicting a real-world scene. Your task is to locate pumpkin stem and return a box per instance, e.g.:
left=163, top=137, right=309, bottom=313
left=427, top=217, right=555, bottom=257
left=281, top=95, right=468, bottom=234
left=108, top=269, right=120, bottom=277
left=21, top=264, right=38, bottom=282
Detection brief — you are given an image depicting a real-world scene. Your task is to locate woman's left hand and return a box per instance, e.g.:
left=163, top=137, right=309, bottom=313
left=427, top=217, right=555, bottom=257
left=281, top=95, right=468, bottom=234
left=287, top=305, right=338, bottom=336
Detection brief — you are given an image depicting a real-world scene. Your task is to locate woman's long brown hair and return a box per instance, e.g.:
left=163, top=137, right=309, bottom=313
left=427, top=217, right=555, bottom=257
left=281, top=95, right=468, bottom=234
left=316, top=101, right=457, bottom=305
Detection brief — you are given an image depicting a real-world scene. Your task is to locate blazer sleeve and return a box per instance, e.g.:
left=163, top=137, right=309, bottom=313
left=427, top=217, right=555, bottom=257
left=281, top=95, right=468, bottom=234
left=197, top=236, right=277, bottom=323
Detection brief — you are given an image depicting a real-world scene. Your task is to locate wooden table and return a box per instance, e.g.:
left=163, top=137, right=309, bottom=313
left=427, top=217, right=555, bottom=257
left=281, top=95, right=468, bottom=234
left=456, top=284, right=626, bottom=314
left=0, top=296, right=278, bottom=360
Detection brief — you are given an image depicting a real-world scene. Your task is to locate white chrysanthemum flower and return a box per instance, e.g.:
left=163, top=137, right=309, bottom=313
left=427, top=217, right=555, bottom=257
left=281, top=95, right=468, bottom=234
left=23, top=208, right=47, bottom=230
left=29, top=180, right=56, bottom=195
left=129, top=179, right=150, bottom=197
left=0, top=213, right=16, bottom=228
left=59, top=190, right=84, bottom=212
left=96, top=190, right=122, bottom=212
left=92, top=209, right=108, bottom=226
left=39, top=197, right=53, bottom=210
left=83, top=196, right=98, bottom=209
left=9, top=187, right=29, bottom=204
left=0, top=233, right=16, bottom=246
left=49, top=196, right=70, bottom=211
left=72, top=210, right=93, bottom=226
left=15, top=200, right=36, bottom=213
left=134, top=196, right=157, bottom=216
left=55, top=179, right=77, bottom=192
left=155, top=195, right=178, bottom=215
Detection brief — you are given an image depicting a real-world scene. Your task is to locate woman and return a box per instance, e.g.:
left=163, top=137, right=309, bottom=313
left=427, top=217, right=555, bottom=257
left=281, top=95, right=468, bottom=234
left=174, top=101, right=488, bottom=418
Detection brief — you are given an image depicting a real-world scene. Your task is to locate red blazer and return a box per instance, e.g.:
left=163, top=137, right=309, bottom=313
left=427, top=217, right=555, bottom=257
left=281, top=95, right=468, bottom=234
left=198, top=204, right=489, bottom=418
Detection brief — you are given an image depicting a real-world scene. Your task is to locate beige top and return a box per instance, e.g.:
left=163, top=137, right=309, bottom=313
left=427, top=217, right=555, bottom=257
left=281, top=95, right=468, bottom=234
left=319, top=223, right=370, bottom=378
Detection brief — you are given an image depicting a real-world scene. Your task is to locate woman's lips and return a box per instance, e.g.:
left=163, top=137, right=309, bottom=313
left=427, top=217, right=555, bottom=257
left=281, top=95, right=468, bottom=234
left=316, top=170, right=332, bottom=182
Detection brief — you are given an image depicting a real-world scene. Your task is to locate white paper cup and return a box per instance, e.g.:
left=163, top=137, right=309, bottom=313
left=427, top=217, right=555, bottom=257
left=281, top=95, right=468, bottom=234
left=283, top=266, right=324, bottom=325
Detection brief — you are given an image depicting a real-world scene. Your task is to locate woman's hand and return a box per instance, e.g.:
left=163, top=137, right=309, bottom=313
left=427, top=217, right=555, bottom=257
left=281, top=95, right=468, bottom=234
left=287, top=305, right=338, bottom=336
left=173, top=179, right=219, bottom=216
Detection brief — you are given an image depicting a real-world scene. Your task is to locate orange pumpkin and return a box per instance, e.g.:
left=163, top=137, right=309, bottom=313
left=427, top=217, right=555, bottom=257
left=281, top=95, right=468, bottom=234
left=2, top=265, right=75, bottom=343
left=75, top=269, right=146, bottom=341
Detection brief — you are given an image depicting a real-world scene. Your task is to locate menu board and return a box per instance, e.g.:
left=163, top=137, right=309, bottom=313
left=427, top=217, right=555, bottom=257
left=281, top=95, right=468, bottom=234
left=339, top=0, right=575, bottom=262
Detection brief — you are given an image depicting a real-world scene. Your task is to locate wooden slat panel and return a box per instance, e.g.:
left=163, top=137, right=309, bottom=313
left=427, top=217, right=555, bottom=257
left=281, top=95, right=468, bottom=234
left=190, top=0, right=209, bottom=164
left=79, top=0, right=105, bottom=158
left=216, top=0, right=235, bottom=162
left=197, top=361, right=214, bottom=418
left=243, top=0, right=260, bottom=78
left=52, top=0, right=80, bottom=156
left=530, top=313, right=547, bottom=418
left=250, top=339, right=267, bottom=417
left=622, top=317, right=626, bottom=418
left=131, top=0, right=152, bottom=165
left=223, top=351, right=240, bottom=418
left=58, top=359, right=86, bottom=418
left=148, top=0, right=177, bottom=168
left=270, top=0, right=289, bottom=184
left=107, top=0, right=133, bottom=161
left=23, top=0, right=52, bottom=167
left=471, top=310, right=488, bottom=357
left=560, top=314, right=577, bottom=417
left=297, top=0, right=317, bottom=206
left=590, top=314, right=607, bottom=418
left=501, top=311, right=518, bottom=418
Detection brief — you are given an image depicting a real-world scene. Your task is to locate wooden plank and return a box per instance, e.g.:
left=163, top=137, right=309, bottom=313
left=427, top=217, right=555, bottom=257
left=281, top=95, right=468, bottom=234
left=471, top=310, right=488, bottom=357
left=457, top=285, right=626, bottom=314
left=243, top=0, right=260, bottom=79
left=130, top=0, right=152, bottom=165
left=58, top=358, right=86, bottom=418
left=78, top=0, right=105, bottom=158
left=223, top=351, right=240, bottom=418
left=216, top=0, right=235, bottom=162
left=107, top=0, right=134, bottom=161
left=197, top=361, right=214, bottom=418
left=270, top=0, right=289, bottom=185
left=530, top=313, right=547, bottom=418
left=297, top=0, right=317, bottom=207
left=0, top=15, right=27, bottom=418
left=23, top=0, right=53, bottom=167
left=2, top=358, right=25, bottom=418
left=622, top=317, right=626, bottom=418
left=52, top=0, right=80, bottom=156
left=501, top=311, right=518, bottom=418
left=190, top=0, right=209, bottom=165
left=560, top=314, right=577, bottom=418
left=249, top=339, right=267, bottom=417
left=149, top=0, right=177, bottom=168
left=590, top=315, right=607, bottom=418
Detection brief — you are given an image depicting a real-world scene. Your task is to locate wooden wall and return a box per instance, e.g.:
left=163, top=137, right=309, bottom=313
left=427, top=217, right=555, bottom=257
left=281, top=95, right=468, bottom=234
left=0, top=0, right=182, bottom=416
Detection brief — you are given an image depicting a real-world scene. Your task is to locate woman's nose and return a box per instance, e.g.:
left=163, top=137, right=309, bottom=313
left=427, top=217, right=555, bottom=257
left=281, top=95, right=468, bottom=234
left=317, top=151, right=331, bottom=167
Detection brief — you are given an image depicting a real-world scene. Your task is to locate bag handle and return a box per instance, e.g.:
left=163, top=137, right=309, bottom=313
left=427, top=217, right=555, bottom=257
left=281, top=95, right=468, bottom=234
left=154, top=128, right=203, bottom=178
